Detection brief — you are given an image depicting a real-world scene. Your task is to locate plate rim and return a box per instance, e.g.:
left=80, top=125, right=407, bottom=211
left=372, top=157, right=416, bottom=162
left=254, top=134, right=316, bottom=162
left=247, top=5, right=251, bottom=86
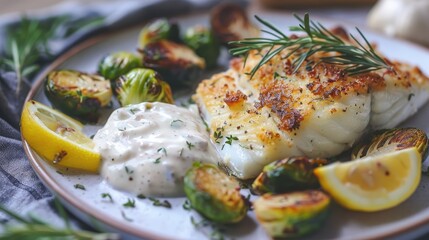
left=21, top=11, right=429, bottom=240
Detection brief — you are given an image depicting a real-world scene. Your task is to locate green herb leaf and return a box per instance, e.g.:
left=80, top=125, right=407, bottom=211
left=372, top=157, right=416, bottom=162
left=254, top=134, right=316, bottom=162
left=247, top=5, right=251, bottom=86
left=213, top=131, right=224, bottom=143
left=101, top=193, right=113, bottom=203
left=225, top=135, right=238, bottom=145
left=154, top=157, right=161, bottom=164
left=137, top=194, right=146, bottom=199
left=170, top=119, right=184, bottom=128
left=157, top=147, right=167, bottom=156
left=74, top=184, right=86, bottom=190
left=149, top=197, right=172, bottom=209
left=123, top=198, right=136, bottom=208
left=183, top=200, right=192, bottom=210
left=186, top=141, right=195, bottom=150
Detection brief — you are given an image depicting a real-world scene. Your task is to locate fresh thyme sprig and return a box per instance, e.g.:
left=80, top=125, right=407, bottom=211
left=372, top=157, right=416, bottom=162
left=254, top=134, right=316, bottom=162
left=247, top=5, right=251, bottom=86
left=0, top=198, right=118, bottom=240
left=229, top=13, right=392, bottom=78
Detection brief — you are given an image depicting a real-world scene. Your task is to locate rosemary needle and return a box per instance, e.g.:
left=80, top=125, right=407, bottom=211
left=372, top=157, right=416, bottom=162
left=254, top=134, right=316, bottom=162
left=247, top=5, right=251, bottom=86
left=229, top=13, right=392, bottom=78
left=0, top=198, right=119, bottom=240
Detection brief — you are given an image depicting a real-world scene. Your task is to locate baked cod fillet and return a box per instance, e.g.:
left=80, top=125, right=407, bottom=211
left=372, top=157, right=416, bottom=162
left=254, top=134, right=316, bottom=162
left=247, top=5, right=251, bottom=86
left=193, top=36, right=429, bottom=179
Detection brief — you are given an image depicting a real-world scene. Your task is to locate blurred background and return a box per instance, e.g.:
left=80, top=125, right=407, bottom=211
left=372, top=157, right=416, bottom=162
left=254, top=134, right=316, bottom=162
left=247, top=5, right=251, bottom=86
left=0, top=0, right=377, bottom=14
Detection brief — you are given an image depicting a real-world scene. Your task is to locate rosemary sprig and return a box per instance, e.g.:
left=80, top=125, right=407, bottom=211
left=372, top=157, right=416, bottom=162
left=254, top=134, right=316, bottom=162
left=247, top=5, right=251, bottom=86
left=0, top=15, right=104, bottom=96
left=0, top=198, right=118, bottom=240
left=1, top=17, right=66, bottom=96
left=230, top=13, right=392, bottom=78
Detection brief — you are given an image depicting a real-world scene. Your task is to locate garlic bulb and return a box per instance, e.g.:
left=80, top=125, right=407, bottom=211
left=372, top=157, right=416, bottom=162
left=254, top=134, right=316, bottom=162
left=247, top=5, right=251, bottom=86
left=368, top=0, right=429, bottom=45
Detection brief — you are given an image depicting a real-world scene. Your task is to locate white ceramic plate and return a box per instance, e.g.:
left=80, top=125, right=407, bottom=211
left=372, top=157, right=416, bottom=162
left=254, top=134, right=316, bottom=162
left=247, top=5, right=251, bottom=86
left=23, top=11, right=429, bottom=240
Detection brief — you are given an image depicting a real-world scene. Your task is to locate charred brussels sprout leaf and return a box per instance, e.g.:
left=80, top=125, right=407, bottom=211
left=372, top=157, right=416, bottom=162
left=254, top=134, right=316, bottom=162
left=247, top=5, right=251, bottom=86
left=252, top=157, right=328, bottom=195
left=140, top=40, right=205, bottom=86
left=254, top=190, right=330, bottom=238
left=184, top=26, right=220, bottom=69
left=352, top=128, right=429, bottom=161
left=210, top=3, right=259, bottom=47
left=98, top=51, right=142, bottom=82
left=115, top=68, right=174, bottom=106
left=138, top=18, right=180, bottom=48
left=44, top=70, right=112, bottom=121
left=184, top=163, right=248, bottom=223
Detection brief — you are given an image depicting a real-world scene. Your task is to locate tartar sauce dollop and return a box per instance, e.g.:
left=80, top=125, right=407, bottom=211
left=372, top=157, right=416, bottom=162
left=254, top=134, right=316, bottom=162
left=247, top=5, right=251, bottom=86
left=93, top=102, right=220, bottom=197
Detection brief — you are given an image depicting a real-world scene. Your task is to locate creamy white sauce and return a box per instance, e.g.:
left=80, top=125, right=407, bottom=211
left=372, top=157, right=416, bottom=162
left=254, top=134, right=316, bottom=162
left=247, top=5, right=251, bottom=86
left=93, top=102, right=220, bottom=197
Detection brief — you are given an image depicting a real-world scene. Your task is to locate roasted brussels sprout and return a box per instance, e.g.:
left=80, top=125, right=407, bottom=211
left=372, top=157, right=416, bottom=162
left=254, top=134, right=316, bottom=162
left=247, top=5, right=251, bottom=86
left=184, top=163, right=248, bottom=223
left=252, top=157, right=328, bottom=195
left=254, top=190, right=330, bottom=238
left=184, top=26, right=220, bottom=69
left=98, top=51, right=142, bottom=82
left=210, top=3, right=260, bottom=47
left=44, top=70, right=112, bottom=121
left=138, top=18, right=180, bottom=48
left=115, top=68, right=174, bottom=106
left=352, top=128, right=429, bottom=161
left=140, top=40, right=205, bottom=86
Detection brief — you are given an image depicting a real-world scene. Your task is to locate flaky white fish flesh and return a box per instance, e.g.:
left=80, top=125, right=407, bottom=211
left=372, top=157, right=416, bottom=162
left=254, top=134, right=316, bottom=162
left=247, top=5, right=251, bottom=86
left=193, top=31, right=429, bottom=179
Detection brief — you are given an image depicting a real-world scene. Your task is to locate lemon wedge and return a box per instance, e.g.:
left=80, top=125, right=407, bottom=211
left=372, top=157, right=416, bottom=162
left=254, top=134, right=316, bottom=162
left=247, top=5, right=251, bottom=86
left=21, top=100, right=100, bottom=172
left=314, top=147, right=421, bottom=212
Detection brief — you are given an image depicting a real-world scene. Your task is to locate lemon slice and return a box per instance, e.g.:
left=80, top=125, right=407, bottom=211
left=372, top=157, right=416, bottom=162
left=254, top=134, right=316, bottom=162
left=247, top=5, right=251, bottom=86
left=314, top=147, right=421, bottom=212
left=21, top=100, right=100, bottom=172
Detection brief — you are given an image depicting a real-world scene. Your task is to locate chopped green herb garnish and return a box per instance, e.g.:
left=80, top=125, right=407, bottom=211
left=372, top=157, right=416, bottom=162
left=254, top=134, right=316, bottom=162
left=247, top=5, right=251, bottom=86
left=157, top=147, right=167, bottom=156
left=213, top=131, right=224, bottom=143
left=129, top=108, right=140, bottom=114
left=170, top=119, right=184, bottom=128
left=73, top=184, right=85, bottom=190
left=121, top=210, right=133, bottom=222
left=137, top=194, right=146, bottom=199
left=183, top=200, right=192, bottom=210
left=154, top=157, right=161, bottom=164
left=124, top=166, right=134, bottom=174
left=118, top=127, right=126, bottom=131
left=123, top=198, right=136, bottom=208
left=149, top=197, right=172, bottom=208
left=101, top=193, right=113, bottom=202
left=186, top=141, right=195, bottom=150
left=225, top=135, right=239, bottom=145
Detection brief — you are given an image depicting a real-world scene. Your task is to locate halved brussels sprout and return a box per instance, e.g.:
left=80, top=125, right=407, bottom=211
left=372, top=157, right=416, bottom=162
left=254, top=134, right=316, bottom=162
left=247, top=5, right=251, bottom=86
left=98, top=51, right=142, bottom=82
left=139, top=40, right=205, bottom=86
left=252, top=157, right=328, bottom=195
left=254, top=190, right=330, bottom=238
left=184, top=26, right=220, bottom=69
left=210, top=3, right=260, bottom=47
left=352, top=128, right=429, bottom=161
left=138, top=18, right=180, bottom=48
left=184, top=163, right=248, bottom=223
left=115, top=68, right=174, bottom=106
left=44, top=70, right=112, bottom=121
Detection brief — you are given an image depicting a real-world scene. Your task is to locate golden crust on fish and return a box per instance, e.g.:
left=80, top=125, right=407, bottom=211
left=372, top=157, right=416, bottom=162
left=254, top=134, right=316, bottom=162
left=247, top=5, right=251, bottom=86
left=193, top=34, right=429, bottom=179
